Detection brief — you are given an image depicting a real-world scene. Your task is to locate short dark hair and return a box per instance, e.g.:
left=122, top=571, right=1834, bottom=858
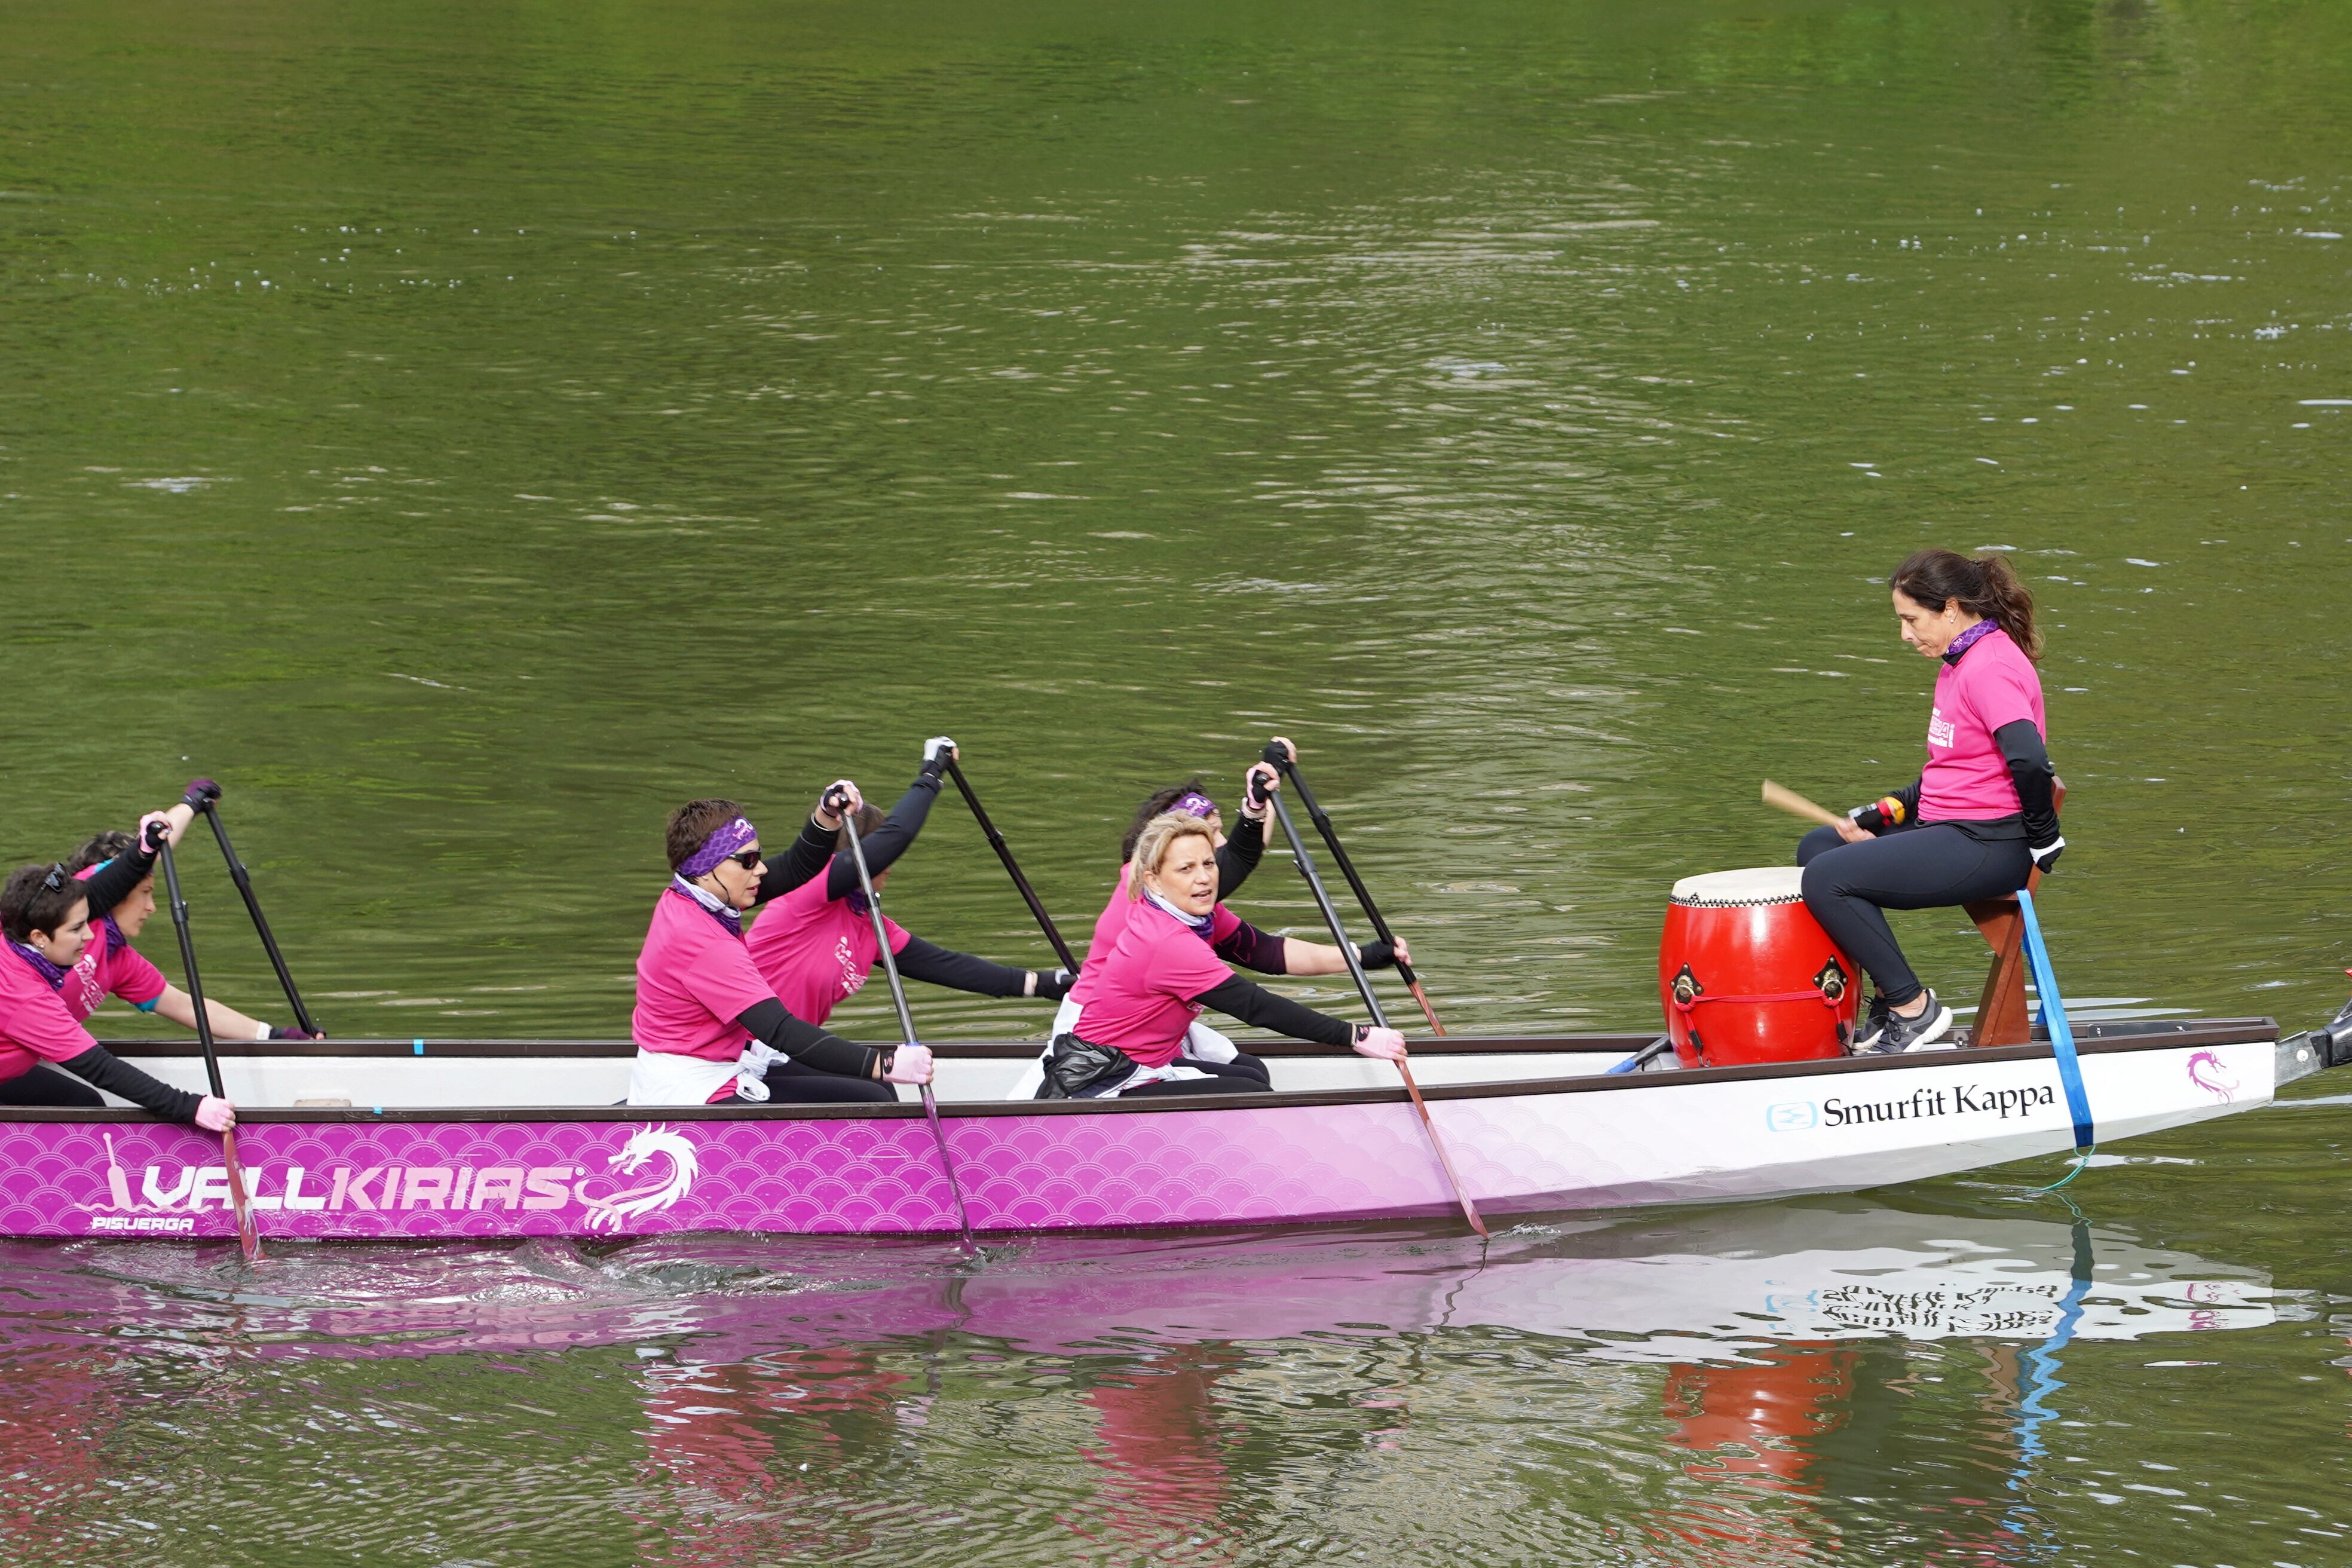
left=1, top=864, right=87, bottom=944
left=65, top=831, right=139, bottom=878
left=1122, top=777, right=1212, bottom=862
left=665, top=798, right=748, bottom=874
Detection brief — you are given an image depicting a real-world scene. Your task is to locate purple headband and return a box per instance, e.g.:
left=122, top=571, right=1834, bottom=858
left=1169, top=791, right=1217, bottom=820
left=679, top=816, right=759, bottom=879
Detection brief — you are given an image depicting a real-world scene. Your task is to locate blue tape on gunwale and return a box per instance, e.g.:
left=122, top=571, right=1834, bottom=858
left=2016, top=889, right=2093, bottom=1151
left=414, top=1039, right=424, bottom=1055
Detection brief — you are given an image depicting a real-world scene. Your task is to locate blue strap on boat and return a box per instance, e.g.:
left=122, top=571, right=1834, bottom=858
left=414, top=1039, right=425, bottom=1055
left=2016, top=889, right=2093, bottom=1152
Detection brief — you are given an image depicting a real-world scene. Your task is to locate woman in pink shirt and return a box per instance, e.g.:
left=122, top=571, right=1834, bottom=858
left=746, top=740, right=1075, bottom=1028
left=1797, top=550, right=2064, bottom=1055
left=1039, top=813, right=1408, bottom=1098
left=1029, top=749, right=1408, bottom=1097
left=0, top=844, right=237, bottom=1129
left=629, top=789, right=936, bottom=1107
left=61, top=781, right=321, bottom=1042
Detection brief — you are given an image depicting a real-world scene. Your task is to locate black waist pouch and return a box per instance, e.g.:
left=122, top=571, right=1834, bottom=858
left=1036, top=1033, right=1138, bottom=1100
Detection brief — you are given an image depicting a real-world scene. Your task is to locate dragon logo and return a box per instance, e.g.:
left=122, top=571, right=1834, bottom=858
left=2186, top=1050, right=2238, bottom=1105
left=578, top=1125, right=700, bottom=1232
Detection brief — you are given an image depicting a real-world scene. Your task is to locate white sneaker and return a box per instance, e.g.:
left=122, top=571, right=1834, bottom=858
left=1866, top=990, right=1955, bottom=1054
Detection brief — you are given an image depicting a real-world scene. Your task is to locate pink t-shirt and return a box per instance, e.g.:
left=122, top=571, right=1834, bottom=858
left=630, top=890, right=777, bottom=1064
left=0, top=948, right=102, bottom=1084
left=58, top=924, right=168, bottom=1025
left=1073, top=902, right=1235, bottom=1070
left=1919, top=626, right=2046, bottom=823
left=1068, top=863, right=1242, bottom=1010
left=743, top=874, right=910, bottom=1028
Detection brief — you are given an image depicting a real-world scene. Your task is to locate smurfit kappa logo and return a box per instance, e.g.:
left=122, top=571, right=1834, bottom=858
left=1765, top=1102, right=1820, bottom=1132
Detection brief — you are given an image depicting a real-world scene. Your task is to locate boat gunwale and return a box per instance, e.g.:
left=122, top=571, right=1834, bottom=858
left=87, top=1033, right=1665, bottom=1061
left=9, top=1017, right=2277, bottom=1124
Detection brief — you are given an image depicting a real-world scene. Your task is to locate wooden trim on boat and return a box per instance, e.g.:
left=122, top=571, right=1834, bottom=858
left=17, top=1017, right=2273, bottom=1125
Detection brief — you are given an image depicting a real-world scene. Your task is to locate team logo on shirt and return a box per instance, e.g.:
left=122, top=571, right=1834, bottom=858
left=68, top=953, right=106, bottom=1018
left=1927, top=706, right=1956, bottom=749
left=834, top=935, right=868, bottom=1000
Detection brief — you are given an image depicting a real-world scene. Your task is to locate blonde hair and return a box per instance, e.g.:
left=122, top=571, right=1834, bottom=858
left=1128, top=812, right=1217, bottom=899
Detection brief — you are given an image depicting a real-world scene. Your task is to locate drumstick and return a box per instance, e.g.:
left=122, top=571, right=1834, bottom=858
left=1761, top=780, right=1846, bottom=830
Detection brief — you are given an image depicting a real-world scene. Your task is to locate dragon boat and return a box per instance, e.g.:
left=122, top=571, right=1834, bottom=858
left=0, top=1012, right=2342, bottom=1241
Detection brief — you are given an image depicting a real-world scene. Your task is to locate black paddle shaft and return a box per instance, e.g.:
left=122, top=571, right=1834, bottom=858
left=943, top=758, right=1080, bottom=973
left=832, top=791, right=979, bottom=1252
left=199, top=805, right=318, bottom=1036
left=1253, top=775, right=1389, bottom=1031
left=834, top=802, right=924, bottom=1051
left=1264, top=743, right=1422, bottom=990
left=154, top=838, right=227, bottom=1100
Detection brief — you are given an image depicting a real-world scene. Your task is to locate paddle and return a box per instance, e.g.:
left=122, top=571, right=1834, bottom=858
left=1604, top=1035, right=1674, bottom=1076
left=152, top=831, right=264, bottom=1266
left=942, top=757, right=1080, bottom=973
left=830, top=791, right=979, bottom=1255
left=195, top=797, right=320, bottom=1037
left=1761, top=779, right=1846, bottom=830
left=1253, top=773, right=1489, bottom=1239
left=1266, top=743, right=1447, bottom=1036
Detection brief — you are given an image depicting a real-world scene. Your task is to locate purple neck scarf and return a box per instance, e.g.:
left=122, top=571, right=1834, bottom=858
left=8, top=941, right=66, bottom=990
left=1142, top=887, right=1215, bottom=941
left=679, top=816, right=758, bottom=880
left=1169, top=792, right=1217, bottom=820
left=1944, top=619, right=1999, bottom=664
left=669, top=877, right=743, bottom=939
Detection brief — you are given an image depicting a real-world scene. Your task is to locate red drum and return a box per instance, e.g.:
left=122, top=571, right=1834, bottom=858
left=1658, top=866, right=1857, bottom=1067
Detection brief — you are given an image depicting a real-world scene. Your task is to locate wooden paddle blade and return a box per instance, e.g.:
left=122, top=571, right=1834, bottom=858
left=1396, top=1060, right=1488, bottom=1239
left=1761, top=779, right=1845, bottom=829
left=1407, top=978, right=1447, bottom=1037
left=221, top=1128, right=264, bottom=1265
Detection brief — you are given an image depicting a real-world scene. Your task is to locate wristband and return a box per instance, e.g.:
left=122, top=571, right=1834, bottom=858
left=254, top=1021, right=272, bottom=1042
left=876, top=1048, right=895, bottom=1080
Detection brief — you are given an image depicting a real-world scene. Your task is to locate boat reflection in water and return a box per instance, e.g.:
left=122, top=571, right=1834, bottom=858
left=4, top=1196, right=2301, bottom=1562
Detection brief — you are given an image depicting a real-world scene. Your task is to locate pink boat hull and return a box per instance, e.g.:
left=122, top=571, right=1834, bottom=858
left=1, top=1098, right=1482, bottom=1240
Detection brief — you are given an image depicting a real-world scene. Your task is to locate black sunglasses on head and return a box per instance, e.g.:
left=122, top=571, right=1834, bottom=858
left=39, top=863, right=68, bottom=894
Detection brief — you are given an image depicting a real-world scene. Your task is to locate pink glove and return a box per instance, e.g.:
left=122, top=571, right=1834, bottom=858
left=195, top=1097, right=237, bottom=1132
left=1352, top=1027, right=1408, bottom=1062
left=883, top=1045, right=935, bottom=1085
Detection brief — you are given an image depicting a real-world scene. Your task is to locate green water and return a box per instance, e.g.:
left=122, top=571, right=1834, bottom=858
left=4, top=1, right=2350, bottom=1562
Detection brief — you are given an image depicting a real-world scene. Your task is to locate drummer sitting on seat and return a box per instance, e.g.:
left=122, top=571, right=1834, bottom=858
left=1795, top=549, right=2063, bottom=1056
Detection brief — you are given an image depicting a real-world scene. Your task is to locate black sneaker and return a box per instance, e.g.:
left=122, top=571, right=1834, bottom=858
left=1852, top=993, right=1892, bottom=1051
left=1866, top=990, right=1955, bottom=1055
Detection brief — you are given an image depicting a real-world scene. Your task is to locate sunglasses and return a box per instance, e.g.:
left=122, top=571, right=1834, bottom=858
left=724, top=850, right=762, bottom=871
left=40, top=863, right=68, bottom=894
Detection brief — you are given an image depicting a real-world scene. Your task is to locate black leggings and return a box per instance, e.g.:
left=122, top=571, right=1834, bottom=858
left=739, top=1057, right=897, bottom=1104
left=0, top=1064, right=102, bottom=1108
left=1797, top=823, right=2031, bottom=1009
left=1120, top=1055, right=1273, bottom=1098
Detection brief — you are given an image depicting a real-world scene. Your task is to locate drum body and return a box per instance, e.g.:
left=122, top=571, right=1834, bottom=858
left=1659, top=866, right=1857, bottom=1067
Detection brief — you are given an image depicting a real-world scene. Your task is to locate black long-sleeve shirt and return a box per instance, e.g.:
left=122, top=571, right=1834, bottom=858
left=1215, top=814, right=1265, bottom=898
left=82, top=840, right=160, bottom=920
left=733, top=997, right=878, bottom=1080
left=821, top=769, right=944, bottom=901
left=1189, top=975, right=1357, bottom=1047
left=61, top=1046, right=204, bottom=1121
left=895, top=935, right=1033, bottom=997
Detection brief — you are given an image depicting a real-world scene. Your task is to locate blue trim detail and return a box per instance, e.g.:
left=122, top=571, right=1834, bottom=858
left=413, top=1039, right=425, bottom=1055
left=2016, top=889, right=2092, bottom=1149
left=132, top=996, right=160, bottom=1013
